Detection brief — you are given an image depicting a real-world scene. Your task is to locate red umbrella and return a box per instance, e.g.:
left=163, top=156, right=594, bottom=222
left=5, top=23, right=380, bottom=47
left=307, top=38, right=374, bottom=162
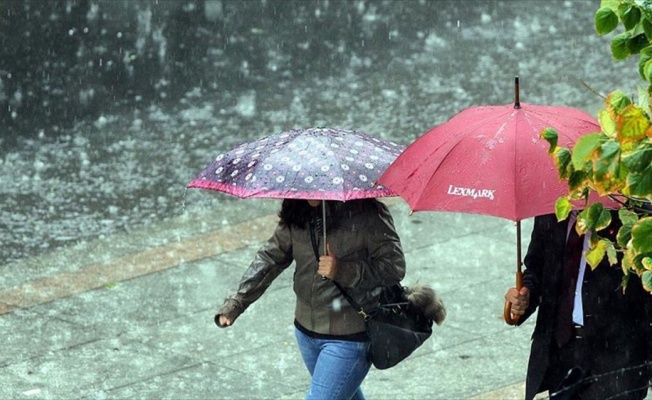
left=377, top=77, right=615, bottom=325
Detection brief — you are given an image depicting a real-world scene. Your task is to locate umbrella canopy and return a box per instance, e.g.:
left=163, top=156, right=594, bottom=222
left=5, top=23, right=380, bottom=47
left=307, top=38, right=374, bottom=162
left=188, top=127, right=404, bottom=201
left=377, top=78, right=611, bottom=325
left=377, top=103, right=599, bottom=221
left=188, top=127, right=405, bottom=256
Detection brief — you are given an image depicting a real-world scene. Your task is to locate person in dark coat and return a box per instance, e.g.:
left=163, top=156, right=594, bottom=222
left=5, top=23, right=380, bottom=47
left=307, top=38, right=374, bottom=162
left=505, top=211, right=652, bottom=400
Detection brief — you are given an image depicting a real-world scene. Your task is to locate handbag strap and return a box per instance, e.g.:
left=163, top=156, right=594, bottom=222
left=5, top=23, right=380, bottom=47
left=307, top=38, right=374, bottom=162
left=308, top=220, right=367, bottom=316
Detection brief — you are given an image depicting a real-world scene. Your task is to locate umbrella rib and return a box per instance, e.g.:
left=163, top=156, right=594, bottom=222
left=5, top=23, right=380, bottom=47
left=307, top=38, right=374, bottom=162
left=511, top=111, right=521, bottom=221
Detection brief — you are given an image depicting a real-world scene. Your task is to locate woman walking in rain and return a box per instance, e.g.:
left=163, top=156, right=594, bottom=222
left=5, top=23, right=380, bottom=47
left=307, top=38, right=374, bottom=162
left=216, top=198, right=405, bottom=400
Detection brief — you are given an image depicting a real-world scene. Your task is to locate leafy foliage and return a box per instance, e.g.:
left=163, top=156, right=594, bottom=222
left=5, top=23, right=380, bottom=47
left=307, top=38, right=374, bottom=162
left=543, top=0, right=652, bottom=293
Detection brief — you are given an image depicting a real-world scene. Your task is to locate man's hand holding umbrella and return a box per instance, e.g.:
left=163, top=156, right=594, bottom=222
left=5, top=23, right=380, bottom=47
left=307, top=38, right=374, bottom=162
left=504, top=286, right=530, bottom=317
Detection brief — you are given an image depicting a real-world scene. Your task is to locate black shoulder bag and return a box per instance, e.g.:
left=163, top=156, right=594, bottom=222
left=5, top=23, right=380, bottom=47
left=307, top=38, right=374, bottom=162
left=309, top=222, right=433, bottom=369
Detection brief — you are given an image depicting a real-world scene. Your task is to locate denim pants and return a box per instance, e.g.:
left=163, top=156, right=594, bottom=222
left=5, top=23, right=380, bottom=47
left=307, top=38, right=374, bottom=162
left=295, top=328, right=372, bottom=400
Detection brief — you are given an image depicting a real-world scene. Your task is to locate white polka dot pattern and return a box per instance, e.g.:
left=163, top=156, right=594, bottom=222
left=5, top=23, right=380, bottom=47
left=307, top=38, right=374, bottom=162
left=188, top=127, right=405, bottom=200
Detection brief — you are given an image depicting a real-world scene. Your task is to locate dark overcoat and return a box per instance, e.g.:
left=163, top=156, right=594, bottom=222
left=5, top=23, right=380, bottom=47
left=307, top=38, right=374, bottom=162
left=518, top=213, right=652, bottom=400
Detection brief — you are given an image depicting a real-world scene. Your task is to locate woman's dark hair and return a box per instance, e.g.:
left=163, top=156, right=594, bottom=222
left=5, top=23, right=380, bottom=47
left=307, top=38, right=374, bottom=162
left=278, top=199, right=378, bottom=230
left=278, top=199, right=316, bottom=229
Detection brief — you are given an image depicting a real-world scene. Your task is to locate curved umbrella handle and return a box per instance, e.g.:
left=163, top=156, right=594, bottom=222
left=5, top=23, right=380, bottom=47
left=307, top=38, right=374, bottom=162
left=503, top=269, right=523, bottom=325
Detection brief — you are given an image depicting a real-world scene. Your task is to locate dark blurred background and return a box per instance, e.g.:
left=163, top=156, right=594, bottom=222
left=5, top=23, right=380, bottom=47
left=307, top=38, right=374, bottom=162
left=0, top=0, right=494, bottom=147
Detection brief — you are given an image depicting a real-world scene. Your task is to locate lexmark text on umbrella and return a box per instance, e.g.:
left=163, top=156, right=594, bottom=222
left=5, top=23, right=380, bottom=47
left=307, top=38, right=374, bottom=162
left=446, top=185, right=495, bottom=200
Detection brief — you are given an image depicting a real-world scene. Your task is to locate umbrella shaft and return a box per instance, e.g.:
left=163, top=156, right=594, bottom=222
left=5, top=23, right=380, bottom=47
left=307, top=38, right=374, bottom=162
left=322, top=201, right=327, bottom=255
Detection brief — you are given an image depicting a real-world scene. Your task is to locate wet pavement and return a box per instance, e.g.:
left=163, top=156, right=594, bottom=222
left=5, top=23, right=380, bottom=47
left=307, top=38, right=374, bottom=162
left=1, top=196, right=534, bottom=399
left=0, top=197, right=648, bottom=399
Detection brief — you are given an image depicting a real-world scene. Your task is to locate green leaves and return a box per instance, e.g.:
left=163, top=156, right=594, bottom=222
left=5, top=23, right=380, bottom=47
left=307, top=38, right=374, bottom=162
left=596, top=6, right=620, bottom=35
left=611, top=32, right=632, bottom=60
left=541, top=127, right=558, bottom=152
left=571, top=133, right=603, bottom=170
left=547, top=0, right=652, bottom=295
left=541, top=128, right=575, bottom=180
left=626, top=165, right=652, bottom=196
left=628, top=33, right=649, bottom=54
left=621, top=142, right=652, bottom=172
left=639, top=47, right=652, bottom=79
left=580, top=202, right=613, bottom=232
left=616, top=208, right=639, bottom=247
left=593, top=140, right=627, bottom=193
left=586, top=239, right=607, bottom=268
left=629, top=217, right=652, bottom=278
left=642, top=17, right=652, bottom=40
left=621, top=3, right=642, bottom=30
left=599, top=108, right=617, bottom=137
left=633, top=0, right=652, bottom=22
left=597, top=0, right=652, bottom=61
left=606, top=90, right=632, bottom=112
left=631, top=216, right=652, bottom=252
left=577, top=203, right=616, bottom=269
left=586, top=239, right=618, bottom=269
left=555, top=197, right=572, bottom=222
left=617, top=104, right=649, bottom=142
left=642, top=270, right=652, bottom=291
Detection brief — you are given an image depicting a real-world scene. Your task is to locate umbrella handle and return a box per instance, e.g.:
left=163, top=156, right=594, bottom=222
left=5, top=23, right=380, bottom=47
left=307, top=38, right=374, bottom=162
left=503, top=269, right=523, bottom=325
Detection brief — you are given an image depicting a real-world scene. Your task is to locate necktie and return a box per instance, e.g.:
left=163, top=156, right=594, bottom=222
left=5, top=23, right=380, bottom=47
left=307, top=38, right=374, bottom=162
left=554, top=221, right=584, bottom=347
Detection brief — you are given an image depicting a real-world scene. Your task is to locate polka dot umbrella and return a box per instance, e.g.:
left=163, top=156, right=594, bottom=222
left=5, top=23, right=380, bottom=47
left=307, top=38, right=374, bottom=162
left=187, top=127, right=405, bottom=252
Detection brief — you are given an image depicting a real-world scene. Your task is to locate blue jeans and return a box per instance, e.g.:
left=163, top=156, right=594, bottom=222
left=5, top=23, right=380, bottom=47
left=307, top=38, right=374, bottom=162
left=295, top=328, right=372, bottom=400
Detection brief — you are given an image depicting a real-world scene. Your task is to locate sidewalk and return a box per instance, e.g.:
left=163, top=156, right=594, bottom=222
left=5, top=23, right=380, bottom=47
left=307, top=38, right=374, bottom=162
left=0, top=198, right=536, bottom=399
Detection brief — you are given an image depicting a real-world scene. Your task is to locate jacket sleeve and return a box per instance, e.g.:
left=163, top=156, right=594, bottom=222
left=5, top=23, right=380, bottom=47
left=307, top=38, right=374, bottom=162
left=215, top=222, right=294, bottom=326
left=334, top=202, right=406, bottom=290
left=517, top=216, right=548, bottom=325
left=643, top=281, right=652, bottom=380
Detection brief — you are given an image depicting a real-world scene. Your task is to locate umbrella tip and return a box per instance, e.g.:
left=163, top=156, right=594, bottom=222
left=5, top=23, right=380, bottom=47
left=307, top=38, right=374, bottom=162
left=514, top=76, right=521, bottom=109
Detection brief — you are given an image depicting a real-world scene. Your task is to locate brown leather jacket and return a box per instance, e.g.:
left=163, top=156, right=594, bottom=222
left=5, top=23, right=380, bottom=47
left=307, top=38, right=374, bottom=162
left=216, top=200, right=406, bottom=336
